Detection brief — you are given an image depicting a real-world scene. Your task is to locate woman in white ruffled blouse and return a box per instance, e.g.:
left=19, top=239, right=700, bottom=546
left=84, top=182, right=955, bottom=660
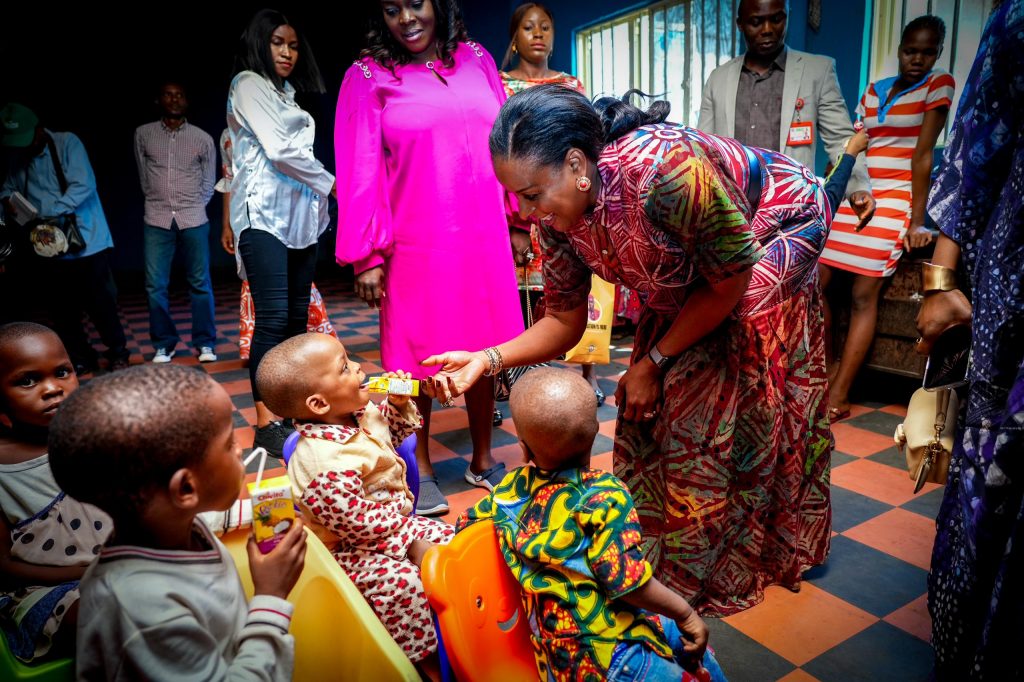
left=226, top=8, right=336, bottom=456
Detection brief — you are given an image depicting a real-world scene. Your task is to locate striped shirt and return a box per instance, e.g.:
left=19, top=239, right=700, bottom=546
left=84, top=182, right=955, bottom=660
left=134, top=119, right=216, bottom=229
left=821, top=70, right=955, bottom=277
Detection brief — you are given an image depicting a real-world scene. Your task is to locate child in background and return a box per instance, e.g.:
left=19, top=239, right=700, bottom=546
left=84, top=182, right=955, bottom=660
left=458, top=367, right=727, bottom=682
left=48, top=364, right=307, bottom=681
left=256, top=332, right=454, bottom=670
left=0, top=322, right=110, bottom=662
left=824, top=128, right=870, bottom=216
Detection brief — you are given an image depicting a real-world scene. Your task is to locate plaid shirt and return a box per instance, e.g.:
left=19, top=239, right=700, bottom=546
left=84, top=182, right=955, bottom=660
left=734, top=49, right=787, bottom=151
left=134, top=119, right=215, bottom=229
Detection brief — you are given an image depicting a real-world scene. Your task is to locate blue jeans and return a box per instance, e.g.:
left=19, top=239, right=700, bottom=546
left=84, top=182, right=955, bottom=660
left=606, top=616, right=728, bottom=682
left=144, top=221, right=216, bottom=350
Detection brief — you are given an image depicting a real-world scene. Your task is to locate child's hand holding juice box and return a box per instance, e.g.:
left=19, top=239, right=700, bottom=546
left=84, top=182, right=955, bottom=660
left=245, top=447, right=296, bottom=554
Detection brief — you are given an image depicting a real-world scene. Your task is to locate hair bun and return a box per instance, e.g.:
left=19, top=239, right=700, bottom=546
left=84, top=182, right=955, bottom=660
left=593, top=90, right=670, bottom=143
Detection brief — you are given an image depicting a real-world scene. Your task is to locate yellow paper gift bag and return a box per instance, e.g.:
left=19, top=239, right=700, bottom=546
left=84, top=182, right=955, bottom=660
left=563, top=275, right=615, bottom=365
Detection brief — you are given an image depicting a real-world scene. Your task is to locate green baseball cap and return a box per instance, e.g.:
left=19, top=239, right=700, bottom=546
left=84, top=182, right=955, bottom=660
left=1, top=103, right=39, bottom=148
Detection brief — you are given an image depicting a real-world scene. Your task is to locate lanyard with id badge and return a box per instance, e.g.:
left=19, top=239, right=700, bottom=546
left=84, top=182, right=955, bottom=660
left=787, top=97, right=814, bottom=146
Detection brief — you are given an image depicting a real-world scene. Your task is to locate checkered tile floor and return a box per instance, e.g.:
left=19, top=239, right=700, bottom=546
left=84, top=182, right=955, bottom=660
left=87, top=276, right=937, bottom=681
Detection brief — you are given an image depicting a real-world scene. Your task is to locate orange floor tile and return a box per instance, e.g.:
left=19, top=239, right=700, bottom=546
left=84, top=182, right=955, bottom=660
left=86, top=279, right=941, bottom=681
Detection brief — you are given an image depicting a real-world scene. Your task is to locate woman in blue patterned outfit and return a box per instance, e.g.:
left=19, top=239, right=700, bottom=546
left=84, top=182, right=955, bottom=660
left=915, top=1, right=1024, bottom=678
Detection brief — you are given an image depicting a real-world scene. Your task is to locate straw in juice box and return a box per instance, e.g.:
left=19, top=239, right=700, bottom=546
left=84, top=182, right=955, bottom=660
left=365, top=375, right=420, bottom=396
left=246, top=447, right=295, bottom=554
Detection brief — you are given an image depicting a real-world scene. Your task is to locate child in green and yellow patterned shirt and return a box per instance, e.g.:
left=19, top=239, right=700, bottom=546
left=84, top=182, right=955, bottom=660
left=456, top=368, right=726, bottom=682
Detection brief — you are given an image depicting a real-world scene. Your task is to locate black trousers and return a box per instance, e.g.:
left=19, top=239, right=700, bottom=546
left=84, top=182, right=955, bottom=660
left=37, top=248, right=128, bottom=366
left=238, top=229, right=317, bottom=401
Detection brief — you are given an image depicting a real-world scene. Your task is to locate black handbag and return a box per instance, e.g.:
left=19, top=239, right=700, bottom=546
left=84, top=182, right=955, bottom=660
left=25, top=136, right=86, bottom=257
left=494, top=265, right=549, bottom=403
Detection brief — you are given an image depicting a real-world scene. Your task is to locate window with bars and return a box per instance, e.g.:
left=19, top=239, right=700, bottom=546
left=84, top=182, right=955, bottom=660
left=574, top=0, right=743, bottom=127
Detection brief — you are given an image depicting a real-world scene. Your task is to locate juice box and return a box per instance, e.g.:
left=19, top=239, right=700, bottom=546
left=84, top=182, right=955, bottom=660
left=247, top=475, right=295, bottom=554
left=366, top=376, right=420, bottom=396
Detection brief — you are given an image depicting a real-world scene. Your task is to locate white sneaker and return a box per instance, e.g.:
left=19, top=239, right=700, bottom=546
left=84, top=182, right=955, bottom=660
left=198, top=346, right=218, bottom=363
left=152, top=348, right=175, bottom=364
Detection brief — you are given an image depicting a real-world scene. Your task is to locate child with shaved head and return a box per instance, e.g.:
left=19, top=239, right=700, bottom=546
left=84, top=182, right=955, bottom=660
left=47, top=364, right=307, bottom=681
left=457, top=368, right=726, bottom=682
left=255, top=333, right=453, bottom=669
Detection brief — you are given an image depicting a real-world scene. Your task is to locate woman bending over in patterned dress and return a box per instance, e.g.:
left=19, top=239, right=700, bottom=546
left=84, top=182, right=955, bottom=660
left=426, top=85, right=834, bottom=615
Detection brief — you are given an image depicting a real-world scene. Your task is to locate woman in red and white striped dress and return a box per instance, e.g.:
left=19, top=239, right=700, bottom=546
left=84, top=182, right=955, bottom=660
left=818, top=15, right=954, bottom=419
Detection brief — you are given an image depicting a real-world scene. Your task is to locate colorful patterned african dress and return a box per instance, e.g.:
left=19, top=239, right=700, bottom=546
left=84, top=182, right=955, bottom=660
left=458, top=466, right=674, bottom=681
left=539, top=124, right=833, bottom=615
left=925, top=1, right=1024, bottom=678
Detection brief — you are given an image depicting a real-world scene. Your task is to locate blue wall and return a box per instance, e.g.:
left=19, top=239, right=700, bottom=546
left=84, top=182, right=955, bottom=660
left=804, top=0, right=867, bottom=114
left=462, top=2, right=520, bottom=66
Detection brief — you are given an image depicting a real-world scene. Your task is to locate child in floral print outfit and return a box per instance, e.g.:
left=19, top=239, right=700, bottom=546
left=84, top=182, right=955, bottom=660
left=256, top=333, right=453, bottom=667
left=457, top=368, right=727, bottom=682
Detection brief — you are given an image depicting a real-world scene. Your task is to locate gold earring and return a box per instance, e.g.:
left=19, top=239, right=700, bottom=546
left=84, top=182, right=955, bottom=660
left=512, top=44, right=518, bottom=54
left=575, top=176, right=592, bottom=192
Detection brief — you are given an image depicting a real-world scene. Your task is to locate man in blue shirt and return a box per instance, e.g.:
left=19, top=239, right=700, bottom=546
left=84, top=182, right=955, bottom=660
left=0, top=103, right=130, bottom=373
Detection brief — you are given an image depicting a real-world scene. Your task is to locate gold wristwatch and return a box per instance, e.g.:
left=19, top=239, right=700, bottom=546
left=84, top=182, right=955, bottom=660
left=921, top=262, right=958, bottom=293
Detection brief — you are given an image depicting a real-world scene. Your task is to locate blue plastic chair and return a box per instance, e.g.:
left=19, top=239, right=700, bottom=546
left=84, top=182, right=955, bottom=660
left=282, top=432, right=419, bottom=506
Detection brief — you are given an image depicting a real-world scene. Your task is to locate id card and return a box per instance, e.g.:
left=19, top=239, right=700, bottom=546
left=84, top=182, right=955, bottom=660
left=787, top=121, right=814, bottom=146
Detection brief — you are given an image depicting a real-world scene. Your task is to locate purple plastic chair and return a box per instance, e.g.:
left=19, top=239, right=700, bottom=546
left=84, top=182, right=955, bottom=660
left=396, top=434, right=419, bottom=505
left=282, top=432, right=419, bottom=506
left=281, top=431, right=301, bottom=464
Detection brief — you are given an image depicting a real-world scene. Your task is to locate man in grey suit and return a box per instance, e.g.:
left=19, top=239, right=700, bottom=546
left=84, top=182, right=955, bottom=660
left=698, top=0, right=875, bottom=226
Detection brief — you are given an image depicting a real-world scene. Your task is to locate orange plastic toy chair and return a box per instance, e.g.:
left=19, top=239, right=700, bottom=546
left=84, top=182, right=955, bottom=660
left=221, top=527, right=419, bottom=682
left=421, top=520, right=536, bottom=681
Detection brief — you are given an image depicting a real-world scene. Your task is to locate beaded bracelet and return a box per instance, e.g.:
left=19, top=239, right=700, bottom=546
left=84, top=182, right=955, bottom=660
left=482, top=347, right=504, bottom=377
left=481, top=347, right=495, bottom=376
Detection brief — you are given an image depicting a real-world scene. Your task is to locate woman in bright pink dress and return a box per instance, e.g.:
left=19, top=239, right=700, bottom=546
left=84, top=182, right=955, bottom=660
left=334, top=0, right=523, bottom=515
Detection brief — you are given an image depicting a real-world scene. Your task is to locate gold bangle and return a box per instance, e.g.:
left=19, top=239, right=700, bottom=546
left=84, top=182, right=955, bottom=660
left=921, top=262, right=958, bottom=293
